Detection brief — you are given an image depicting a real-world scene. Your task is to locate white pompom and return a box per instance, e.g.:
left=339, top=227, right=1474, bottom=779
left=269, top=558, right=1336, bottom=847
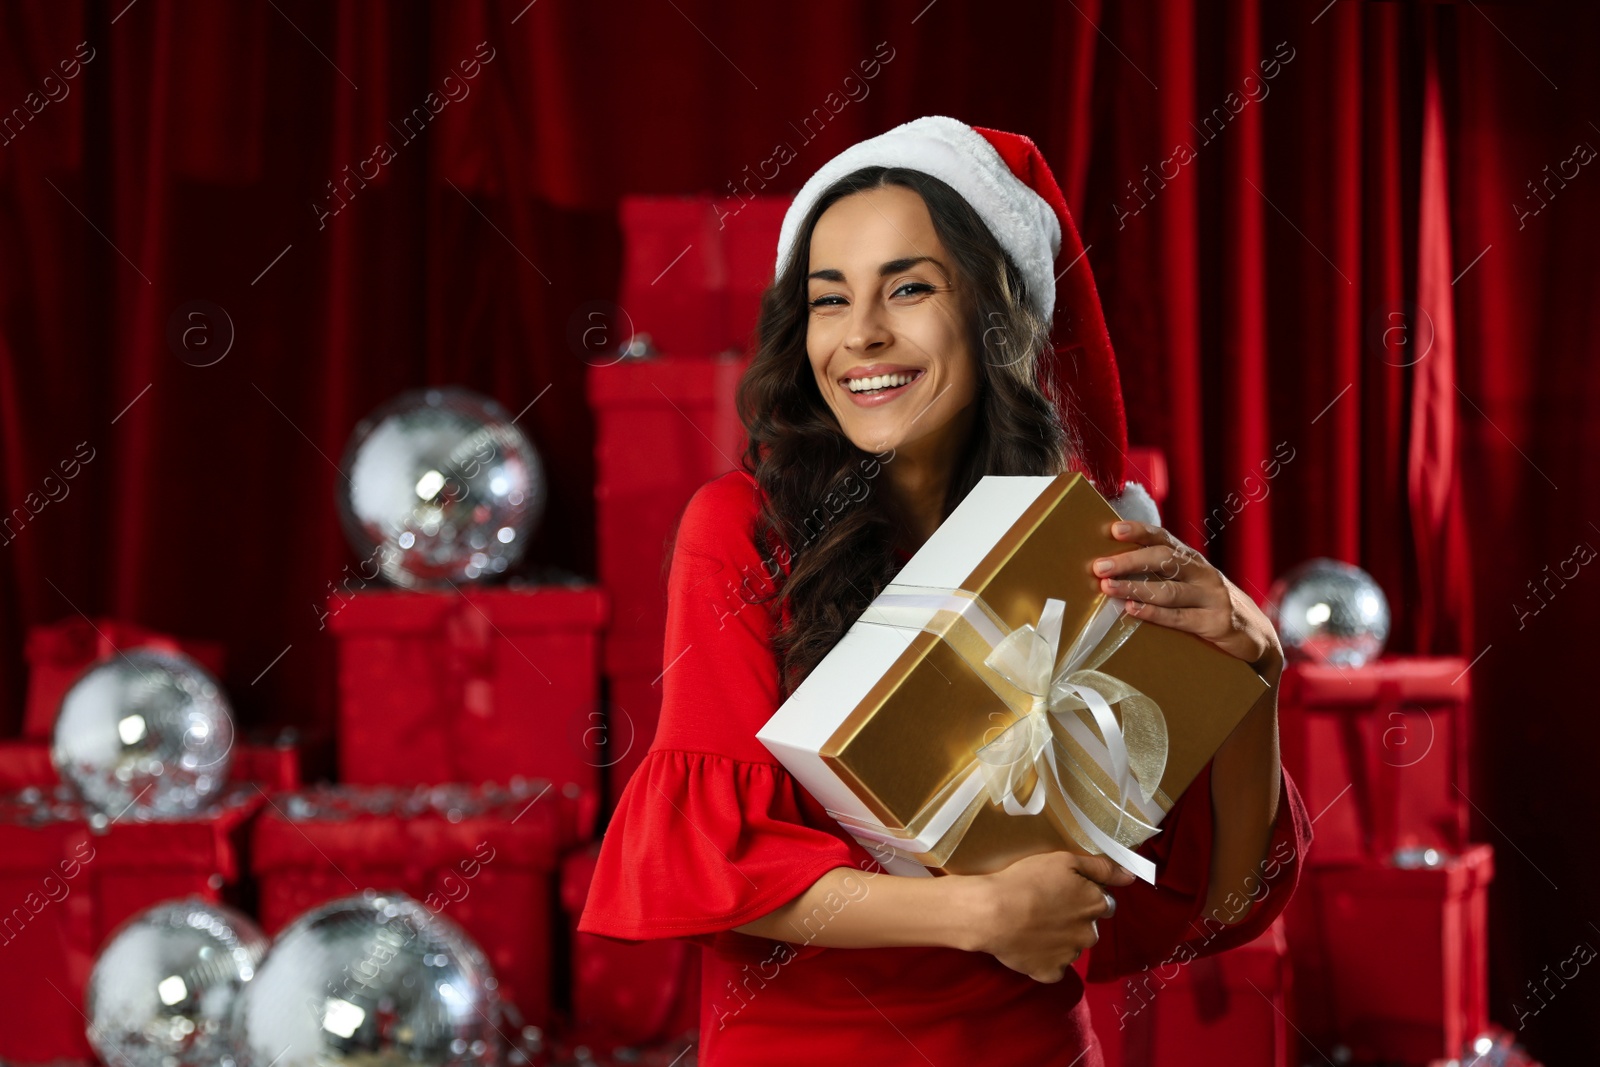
left=1107, top=481, right=1161, bottom=527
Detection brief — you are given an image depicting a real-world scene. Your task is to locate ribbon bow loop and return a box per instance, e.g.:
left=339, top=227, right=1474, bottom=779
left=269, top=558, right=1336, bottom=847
left=974, top=595, right=1170, bottom=851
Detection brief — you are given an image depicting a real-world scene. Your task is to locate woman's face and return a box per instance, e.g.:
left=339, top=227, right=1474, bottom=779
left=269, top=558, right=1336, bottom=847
left=805, top=184, right=978, bottom=458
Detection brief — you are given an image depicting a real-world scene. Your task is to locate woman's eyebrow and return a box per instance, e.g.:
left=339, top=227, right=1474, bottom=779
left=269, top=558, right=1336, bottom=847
left=806, top=256, right=945, bottom=282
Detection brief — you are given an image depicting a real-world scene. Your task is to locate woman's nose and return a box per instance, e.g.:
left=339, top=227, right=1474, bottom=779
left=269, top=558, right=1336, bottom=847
left=845, top=299, right=892, bottom=352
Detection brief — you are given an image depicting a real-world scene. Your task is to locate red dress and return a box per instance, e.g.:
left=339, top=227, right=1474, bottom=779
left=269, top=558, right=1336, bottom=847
left=578, top=470, right=1312, bottom=1065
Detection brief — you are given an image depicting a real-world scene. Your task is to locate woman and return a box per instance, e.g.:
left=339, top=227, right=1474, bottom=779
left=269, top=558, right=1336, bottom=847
left=579, top=116, right=1311, bottom=1065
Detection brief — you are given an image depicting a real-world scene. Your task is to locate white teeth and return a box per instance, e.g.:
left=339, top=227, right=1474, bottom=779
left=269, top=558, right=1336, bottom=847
left=846, top=371, right=919, bottom=393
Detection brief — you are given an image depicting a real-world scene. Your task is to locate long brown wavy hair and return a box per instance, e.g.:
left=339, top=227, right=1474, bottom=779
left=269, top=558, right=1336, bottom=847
left=735, top=165, right=1081, bottom=698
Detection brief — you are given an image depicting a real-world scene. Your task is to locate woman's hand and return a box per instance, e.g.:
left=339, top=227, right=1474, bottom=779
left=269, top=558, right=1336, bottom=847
left=967, top=852, right=1133, bottom=983
left=1092, top=520, right=1284, bottom=683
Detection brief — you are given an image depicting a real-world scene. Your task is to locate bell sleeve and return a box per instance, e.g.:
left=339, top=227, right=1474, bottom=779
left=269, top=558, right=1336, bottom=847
left=576, top=474, right=866, bottom=957
left=1084, top=759, right=1313, bottom=983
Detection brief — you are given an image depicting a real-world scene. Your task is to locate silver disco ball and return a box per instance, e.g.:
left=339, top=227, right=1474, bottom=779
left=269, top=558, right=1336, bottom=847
left=85, top=898, right=268, bottom=1067
left=52, top=648, right=236, bottom=818
left=1266, top=557, right=1391, bottom=668
left=336, top=387, right=546, bottom=590
left=235, top=891, right=500, bottom=1066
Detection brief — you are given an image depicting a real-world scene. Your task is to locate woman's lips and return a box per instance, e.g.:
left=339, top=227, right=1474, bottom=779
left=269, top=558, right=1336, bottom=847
left=842, top=369, right=925, bottom=407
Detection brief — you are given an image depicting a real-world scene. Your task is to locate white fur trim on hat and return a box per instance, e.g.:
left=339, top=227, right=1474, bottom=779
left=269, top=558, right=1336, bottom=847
left=1107, top=480, right=1161, bottom=528
left=775, top=115, right=1063, bottom=321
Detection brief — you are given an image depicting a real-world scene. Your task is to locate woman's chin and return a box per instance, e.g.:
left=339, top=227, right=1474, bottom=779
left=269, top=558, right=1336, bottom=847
left=841, top=425, right=902, bottom=456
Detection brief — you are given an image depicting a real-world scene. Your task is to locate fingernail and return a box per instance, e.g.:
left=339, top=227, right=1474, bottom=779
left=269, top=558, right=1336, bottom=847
left=1113, top=522, right=1132, bottom=535
left=1093, top=559, right=1114, bottom=575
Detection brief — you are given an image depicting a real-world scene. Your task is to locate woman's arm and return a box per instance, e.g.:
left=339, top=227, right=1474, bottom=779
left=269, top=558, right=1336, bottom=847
left=1204, top=647, right=1284, bottom=924
left=733, top=850, right=1134, bottom=983
left=1091, top=520, right=1289, bottom=927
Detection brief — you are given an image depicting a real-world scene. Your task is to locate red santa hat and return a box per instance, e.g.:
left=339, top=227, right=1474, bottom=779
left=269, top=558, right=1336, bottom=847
left=775, top=115, right=1157, bottom=525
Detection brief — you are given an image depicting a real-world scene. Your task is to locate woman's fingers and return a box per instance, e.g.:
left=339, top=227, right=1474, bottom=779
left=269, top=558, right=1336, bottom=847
left=1093, top=543, right=1210, bottom=583
left=1073, top=853, right=1135, bottom=887
left=1125, top=595, right=1241, bottom=646
left=1103, top=574, right=1207, bottom=607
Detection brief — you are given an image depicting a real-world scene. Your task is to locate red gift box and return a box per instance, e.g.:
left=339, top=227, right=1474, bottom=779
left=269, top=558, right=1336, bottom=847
left=589, top=353, right=749, bottom=647
left=1286, top=844, right=1492, bottom=1064
left=1085, top=919, right=1291, bottom=1067
left=0, top=786, right=260, bottom=1064
left=558, top=842, right=699, bottom=1049
left=617, top=195, right=785, bottom=358
left=589, top=353, right=751, bottom=801
left=326, top=584, right=607, bottom=796
left=1279, top=656, right=1471, bottom=864
left=22, top=617, right=227, bottom=738
left=1122, top=446, right=1170, bottom=508
left=252, top=781, right=594, bottom=1030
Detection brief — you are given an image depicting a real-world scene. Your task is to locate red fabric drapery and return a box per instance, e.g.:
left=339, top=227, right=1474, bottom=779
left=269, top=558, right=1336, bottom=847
left=0, top=1, right=1592, bottom=1057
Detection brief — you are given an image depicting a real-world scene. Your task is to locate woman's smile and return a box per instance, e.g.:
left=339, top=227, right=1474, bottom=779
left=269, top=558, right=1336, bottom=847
left=841, top=366, right=927, bottom=407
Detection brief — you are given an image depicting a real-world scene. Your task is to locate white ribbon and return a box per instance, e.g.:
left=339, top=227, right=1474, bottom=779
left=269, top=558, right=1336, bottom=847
left=973, top=596, right=1168, bottom=883
left=844, top=584, right=1169, bottom=884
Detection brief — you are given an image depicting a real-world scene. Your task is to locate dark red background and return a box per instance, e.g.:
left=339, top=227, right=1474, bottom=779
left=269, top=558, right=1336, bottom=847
left=0, top=1, right=1593, bottom=1059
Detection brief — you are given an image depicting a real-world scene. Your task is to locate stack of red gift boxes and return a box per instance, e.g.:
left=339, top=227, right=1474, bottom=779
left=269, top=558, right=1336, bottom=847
left=0, top=620, right=286, bottom=1065
left=1278, top=656, right=1497, bottom=1065
left=1085, top=654, right=1500, bottom=1067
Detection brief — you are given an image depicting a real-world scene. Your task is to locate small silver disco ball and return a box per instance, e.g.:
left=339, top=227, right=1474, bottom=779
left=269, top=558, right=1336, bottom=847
left=1266, top=558, right=1391, bottom=668
left=234, top=891, right=500, bottom=1066
left=52, top=648, right=236, bottom=818
left=336, top=387, right=546, bottom=590
left=85, top=898, right=268, bottom=1067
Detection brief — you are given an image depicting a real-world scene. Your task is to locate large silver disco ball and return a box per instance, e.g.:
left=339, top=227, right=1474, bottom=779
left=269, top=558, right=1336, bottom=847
left=85, top=898, right=268, bottom=1067
left=235, top=891, right=500, bottom=1066
left=52, top=648, right=236, bottom=818
left=1266, top=558, right=1391, bottom=668
left=337, top=387, right=546, bottom=589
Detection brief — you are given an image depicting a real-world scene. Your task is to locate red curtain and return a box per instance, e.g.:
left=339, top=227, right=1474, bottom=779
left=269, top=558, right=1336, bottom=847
left=0, top=1, right=1592, bottom=1056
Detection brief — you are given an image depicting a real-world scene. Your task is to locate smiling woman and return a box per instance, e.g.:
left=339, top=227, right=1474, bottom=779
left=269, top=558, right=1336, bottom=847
left=578, top=115, right=1308, bottom=1066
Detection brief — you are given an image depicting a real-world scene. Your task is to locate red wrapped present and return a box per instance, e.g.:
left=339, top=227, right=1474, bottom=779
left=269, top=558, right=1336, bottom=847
left=1279, top=656, right=1471, bottom=864
left=589, top=353, right=749, bottom=650
left=327, top=584, right=607, bottom=793
left=718, top=195, right=789, bottom=353
left=0, top=733, right=304, bottom=793
left=617, top=195, right=784, bottom=358
left=1085, top=919, right=1291, bottom=1067
left=0, top=786, right=260, bottom=1064
left=1123, top=446, right=1170, bottom=507
left=1286, top=843, right=1492, bottom=1064
left=252, top=781, right=594, bottom=1030
left=23, top=617, right=227, bottom=738
left=559, top=842, right=699, bottom=1049
left=589, top=353, right=752, bottom=804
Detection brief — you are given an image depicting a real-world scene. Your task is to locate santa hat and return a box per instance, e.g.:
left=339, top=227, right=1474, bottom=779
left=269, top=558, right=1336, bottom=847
left=774, top=115, right=1158, bottom=526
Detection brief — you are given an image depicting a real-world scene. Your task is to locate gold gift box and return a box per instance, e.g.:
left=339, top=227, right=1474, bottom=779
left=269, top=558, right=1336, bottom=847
left=799, top=472, right=1269, bottom=877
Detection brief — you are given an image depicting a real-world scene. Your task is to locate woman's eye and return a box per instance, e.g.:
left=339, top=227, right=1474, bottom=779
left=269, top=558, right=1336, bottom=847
left=808, top=283, right=932, bottom=309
